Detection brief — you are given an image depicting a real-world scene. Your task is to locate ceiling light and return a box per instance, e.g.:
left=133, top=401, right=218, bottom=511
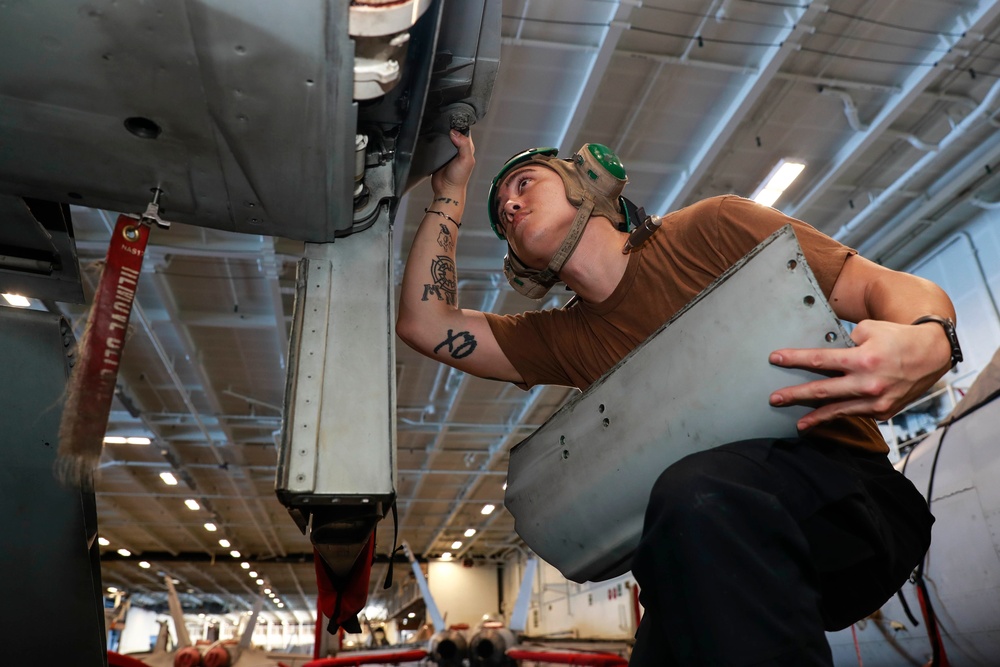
left=138, top=561, right=151, bottom=569
left=451, top=541, right=462, bottom=549
left=108, top=586, right=118, bottom=593
left=2, top=293, right=30, bottom=307
left=256, top=579, right=264, bottom=585
left=268, top=592, right=275, bottom=598
left=204, top=523, right=217, bottom=532
left=481, top=504, right=495, bottom=515
left=159, top=472, right=178, bottom=486
left=249, top=571, right=257, bottom=577
left=230, top=550, right=241, bottom=558
left=184, top=499, right=200, bottom=511
left=408, top=612, right=416, bottom=619
left=98, top=537, right=110, bottom=546
left=440, top=552, right=452, bottom=561
left=219, top=539, right=231, bottom=548
left=241, top=562, right=250, bottom=569
left=102, top=436, right=127, bottom=444
left=502, top=482, right=507, bottom=490
left=277, top=603, right=284, bottom=608
left=264, top=588, right=271, bottom=595
left=750, top=159, right=806, bottom=208
left=126, top=436, right=151, bottom=445
left=117, top=548, right=131, bottom=557
left=464, top=528, right=476, bottom=537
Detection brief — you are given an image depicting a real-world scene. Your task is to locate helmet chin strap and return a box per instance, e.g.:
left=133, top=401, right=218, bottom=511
left=529, top=197, right=596, bottom=286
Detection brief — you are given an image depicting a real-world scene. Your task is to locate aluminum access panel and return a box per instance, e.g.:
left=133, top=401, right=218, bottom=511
left=504, top=225, right=853, bottom=583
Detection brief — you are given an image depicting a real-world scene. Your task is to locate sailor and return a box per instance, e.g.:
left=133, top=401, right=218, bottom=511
left=397, top=130, right=959, bottom=665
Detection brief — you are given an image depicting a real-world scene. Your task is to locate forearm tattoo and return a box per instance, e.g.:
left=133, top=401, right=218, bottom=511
left=434, top=328, right=477, bottom=359
left=437, top=223, right=455, bottom=253
left=434, top=196, right=460, bottom=207
left=421, top=255, right=457, bottom=305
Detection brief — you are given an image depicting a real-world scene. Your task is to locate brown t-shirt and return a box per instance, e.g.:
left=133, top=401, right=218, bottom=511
left=485, top=195, right=888, bottom=454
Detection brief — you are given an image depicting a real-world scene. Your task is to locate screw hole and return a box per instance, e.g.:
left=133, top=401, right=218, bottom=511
left=787, top=259, right=797, bottom=270
left=598, top=404, right=605, bottom=413
left=825, top=332, right=838, bottom=343
left=603, top=418, right=610, bottom=427
left=562, top=450, right=569, bottom=459
left=803, top=295, right=815, bottom=307
left=123, top=116, right=162, bottom=139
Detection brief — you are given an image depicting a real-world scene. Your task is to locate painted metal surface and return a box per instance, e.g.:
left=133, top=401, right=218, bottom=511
left=277, top=211, right=397, bottom=523
left=827, top=357, right=1000, bottom=666
left=504, top=225, right=852, bottom=583
left=0, top=308, right=106, bottom=663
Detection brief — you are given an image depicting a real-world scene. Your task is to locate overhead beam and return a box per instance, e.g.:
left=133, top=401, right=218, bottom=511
left=651, top=1, right=829, bottom=214
left=787, top=0, right=1000, bottom=218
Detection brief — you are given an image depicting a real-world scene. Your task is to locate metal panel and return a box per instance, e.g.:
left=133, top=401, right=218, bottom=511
left=504, top=225, right=852, bottom=583
left=828, top=387, right=1000, bottom=665
left=0, top=308, right=106, bottom=663
left=276, top=210, right=396, bottom=527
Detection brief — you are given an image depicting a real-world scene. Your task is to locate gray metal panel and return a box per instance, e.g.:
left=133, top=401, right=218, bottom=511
left=277, top=211, right=396, bottom=503
left=0, top=308, right=106, bottom=663
left=828, top=392, right=1000, bottom=666
left=504, top=225, right=852, bottom=583
left=0, top=0, right=355, bottom=241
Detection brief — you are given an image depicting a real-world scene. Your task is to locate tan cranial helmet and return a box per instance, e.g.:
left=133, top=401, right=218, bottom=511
left=487, top=144, right=630, bottom=299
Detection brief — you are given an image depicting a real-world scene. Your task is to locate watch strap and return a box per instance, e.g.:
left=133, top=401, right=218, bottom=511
left=911, top=315, right=963, bottom=369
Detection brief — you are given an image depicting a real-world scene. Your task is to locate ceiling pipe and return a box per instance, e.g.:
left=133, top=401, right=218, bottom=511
left=650, top=1, right=828, bottom=215
left=833, top=78, right=1000, bottom=247
left=788, top=1, right=1000, bottom=219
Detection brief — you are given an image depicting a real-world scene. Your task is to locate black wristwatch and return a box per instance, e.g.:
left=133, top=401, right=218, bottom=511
left=911, top=315, right=963, bottom=369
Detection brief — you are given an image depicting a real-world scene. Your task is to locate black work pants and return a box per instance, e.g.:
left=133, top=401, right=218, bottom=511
left=628, top=438, right=933, bottom=666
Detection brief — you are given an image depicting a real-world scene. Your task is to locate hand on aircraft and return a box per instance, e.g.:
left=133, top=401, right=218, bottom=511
left=431, top=129, right=476, bottom=195
left=767, top=318, right=953, bottom=431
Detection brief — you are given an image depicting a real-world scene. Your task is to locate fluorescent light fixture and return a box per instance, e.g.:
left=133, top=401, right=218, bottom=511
left=159, top=472, right=178, bottom=486
left=98, top=537, right=110, bottom=546
left=481, top=504, right=495, bottom=515
left=138, top=561, right=151, bottom=569
left=103, top=436, right=128, bottom=444
left=751, top=159, right=806, bottom=208
left=241, top=562, right=250, bottom=569
left=450, top=541, right=462, bottom=550
left=2, top=293, right=30, bottom=307
left=184, top=499, right=200, bottom=511
left=219, top=539, right=231, bottom=548
left=230, top=550, right=241, bottom=558
left=117, top=549, right=131, bottom=557
left=204, top=523, right=217, bottom=532
left=440, top=552, right=452, bottom=561
left=464, top=528, right=476, bottom=537
left=126, top=437, right=151, bottom=445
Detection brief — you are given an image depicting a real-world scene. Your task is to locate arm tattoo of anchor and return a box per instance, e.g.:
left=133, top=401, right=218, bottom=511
left=434, top=329, right=477, bottom=359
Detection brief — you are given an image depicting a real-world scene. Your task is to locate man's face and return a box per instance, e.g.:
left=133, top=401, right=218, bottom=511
left=494, top=163, right=577, bottom=268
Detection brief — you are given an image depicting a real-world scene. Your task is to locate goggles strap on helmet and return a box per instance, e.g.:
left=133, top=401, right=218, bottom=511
left=535, top=197, right=595, bottom=284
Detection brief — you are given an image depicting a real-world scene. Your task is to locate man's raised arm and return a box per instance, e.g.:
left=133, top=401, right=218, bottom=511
left=396, top=130, right=523, bottom=384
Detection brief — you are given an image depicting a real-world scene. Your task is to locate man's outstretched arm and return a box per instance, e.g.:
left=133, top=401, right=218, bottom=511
left=396, top=130, right=523, bottom=384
